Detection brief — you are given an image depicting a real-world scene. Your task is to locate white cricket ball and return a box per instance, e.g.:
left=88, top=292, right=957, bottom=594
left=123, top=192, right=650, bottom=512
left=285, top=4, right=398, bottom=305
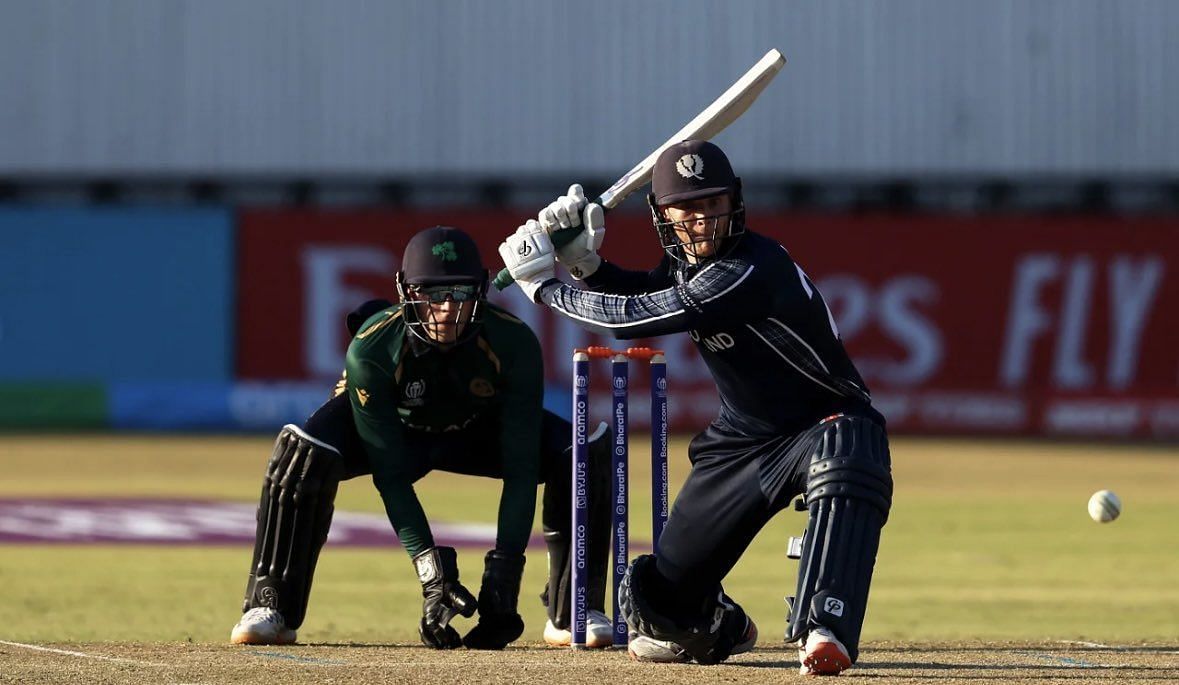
left=1087, top=490, right=1121, bottom=523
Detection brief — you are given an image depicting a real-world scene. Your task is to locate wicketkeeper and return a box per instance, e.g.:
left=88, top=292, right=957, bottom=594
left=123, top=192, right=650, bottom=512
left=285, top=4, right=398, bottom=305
left=499, top=141, right=892, bottom=675
left=231, top=226, right=617, bottom=649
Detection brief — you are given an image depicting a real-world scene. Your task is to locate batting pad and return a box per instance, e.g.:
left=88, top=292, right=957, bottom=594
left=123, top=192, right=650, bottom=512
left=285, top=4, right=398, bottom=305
left=786, top=416, right=892, bottom=663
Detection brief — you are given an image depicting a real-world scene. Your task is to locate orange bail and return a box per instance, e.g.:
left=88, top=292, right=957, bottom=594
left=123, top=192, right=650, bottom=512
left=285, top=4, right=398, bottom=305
left=574, top=346, right=665, bottom=361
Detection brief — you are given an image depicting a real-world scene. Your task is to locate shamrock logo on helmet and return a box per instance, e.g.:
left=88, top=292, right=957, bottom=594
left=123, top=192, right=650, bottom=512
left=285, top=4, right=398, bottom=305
left=431, top=241, right=458, bottom=262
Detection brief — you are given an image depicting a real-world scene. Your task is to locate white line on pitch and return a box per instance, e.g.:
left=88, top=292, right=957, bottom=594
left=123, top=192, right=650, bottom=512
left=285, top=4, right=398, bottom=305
left=0, top=640, right=170, bottom=667
left=1058, top=640, right=1116, bottom=649
left=1056, top=641, right=1179, bottom=655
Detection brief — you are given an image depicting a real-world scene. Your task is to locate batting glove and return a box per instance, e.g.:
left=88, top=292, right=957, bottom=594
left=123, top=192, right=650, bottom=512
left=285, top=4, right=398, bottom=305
left=498, top=220, right=557, bottom=302
left=537, top=184, right=605, bottom=280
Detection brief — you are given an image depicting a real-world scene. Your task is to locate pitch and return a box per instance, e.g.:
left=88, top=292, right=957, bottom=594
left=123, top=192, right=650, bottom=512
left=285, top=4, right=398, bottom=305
left=2, top=434, right=1177, bottom=682
left=3, top=640, right=1178, bottom=684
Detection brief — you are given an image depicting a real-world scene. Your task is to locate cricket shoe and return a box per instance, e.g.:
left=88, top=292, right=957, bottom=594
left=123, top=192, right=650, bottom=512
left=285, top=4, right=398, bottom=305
left=626, top=633, right=688, bottom=663
left=798, top=626, right=851, bottom=676
left=730, top=614, right=758, bottom=656
left=230, top=607, right=297, bottom=645
left=543, top=610, right=614, bottom=648
left=628, top=616, right=757, bottom=664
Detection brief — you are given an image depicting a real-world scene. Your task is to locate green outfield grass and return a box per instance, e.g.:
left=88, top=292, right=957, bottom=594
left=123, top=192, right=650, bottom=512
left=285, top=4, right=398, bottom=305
left=2, top=434, right=1177, bottom=644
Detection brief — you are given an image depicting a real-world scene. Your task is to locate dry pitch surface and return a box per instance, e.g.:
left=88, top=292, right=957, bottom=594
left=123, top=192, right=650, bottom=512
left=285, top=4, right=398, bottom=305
left=4, top=435, right=1178, bottom=683
left=3, top=640, right=1178, bottom=684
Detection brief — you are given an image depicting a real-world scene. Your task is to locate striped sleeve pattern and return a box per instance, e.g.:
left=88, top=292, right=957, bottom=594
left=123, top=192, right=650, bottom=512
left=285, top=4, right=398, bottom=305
left=540, top=258, right=757, bottom=339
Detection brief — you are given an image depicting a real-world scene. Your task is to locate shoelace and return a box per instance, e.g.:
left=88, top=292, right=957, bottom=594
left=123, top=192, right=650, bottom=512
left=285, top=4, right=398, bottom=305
left=242, top=607, right=278, bottom=623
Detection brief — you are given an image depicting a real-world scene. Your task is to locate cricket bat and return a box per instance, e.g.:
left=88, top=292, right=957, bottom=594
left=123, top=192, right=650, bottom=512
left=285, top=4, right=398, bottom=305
left=493, top=48, right=786, bottom=291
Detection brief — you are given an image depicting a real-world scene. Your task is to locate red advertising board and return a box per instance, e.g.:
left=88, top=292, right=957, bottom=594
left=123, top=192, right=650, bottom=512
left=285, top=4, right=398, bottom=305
left=238, top=210, right=1179, bottom=439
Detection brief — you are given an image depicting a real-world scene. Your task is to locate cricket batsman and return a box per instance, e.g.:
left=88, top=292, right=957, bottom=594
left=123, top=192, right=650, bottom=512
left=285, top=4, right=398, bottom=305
left=231, top=226, right=617, bottom=649
left=498, top=141, right=892, bottom=675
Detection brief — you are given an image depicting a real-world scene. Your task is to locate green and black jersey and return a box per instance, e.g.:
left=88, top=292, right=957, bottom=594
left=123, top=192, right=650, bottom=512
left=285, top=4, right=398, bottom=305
left=344, top=303, right=544, bottom=557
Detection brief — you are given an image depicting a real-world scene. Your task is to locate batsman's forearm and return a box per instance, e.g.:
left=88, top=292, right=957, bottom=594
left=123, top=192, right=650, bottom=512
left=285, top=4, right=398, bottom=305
left=584, top=259, right=671, bottom=295
left=540, top=281, right=691, bottom=340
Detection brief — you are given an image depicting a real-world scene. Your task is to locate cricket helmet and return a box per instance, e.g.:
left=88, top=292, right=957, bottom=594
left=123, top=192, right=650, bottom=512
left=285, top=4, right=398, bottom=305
left=647, top=140, right=746, bottom=264
left=395, top=226, right=489, bottom=347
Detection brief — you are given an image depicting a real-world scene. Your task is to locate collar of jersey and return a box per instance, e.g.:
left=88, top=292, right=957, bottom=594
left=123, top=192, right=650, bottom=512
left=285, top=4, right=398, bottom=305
left=406, top=330, right=437, bottom=357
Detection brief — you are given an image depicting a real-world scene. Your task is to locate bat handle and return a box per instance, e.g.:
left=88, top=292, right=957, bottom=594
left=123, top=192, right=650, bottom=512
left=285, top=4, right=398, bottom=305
left=491, top=266, right=517, bottom=291
left=492, top=200, right=611, bottom=291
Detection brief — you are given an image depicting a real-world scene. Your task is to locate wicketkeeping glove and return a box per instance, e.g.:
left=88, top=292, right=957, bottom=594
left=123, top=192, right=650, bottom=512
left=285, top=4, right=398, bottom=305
left=413, top=546, right=477, bottom=649
left=462, top=550, right=526, bottom=650
left=537, top=183, right=605, bottom=280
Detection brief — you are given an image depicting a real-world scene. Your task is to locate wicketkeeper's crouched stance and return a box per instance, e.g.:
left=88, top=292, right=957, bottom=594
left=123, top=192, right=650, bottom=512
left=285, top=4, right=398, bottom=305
left=231, top=226, right=617, bottom=649
left=499, top=141, right=892, bottom=675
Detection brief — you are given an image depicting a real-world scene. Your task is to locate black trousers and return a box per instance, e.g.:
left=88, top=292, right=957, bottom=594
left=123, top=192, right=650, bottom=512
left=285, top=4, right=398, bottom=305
left=301, top=392, right=577, bottom=540
left=303, top=393, right=569, bottom=485
left=654, top=411, right=888, bottom=605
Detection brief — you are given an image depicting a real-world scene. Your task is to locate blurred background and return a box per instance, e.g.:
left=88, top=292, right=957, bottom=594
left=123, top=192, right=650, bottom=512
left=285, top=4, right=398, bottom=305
left=1, top=0, right=1176, bottom=440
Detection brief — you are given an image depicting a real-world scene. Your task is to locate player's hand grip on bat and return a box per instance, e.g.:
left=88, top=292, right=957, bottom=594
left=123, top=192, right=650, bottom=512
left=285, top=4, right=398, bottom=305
left=537, top=183, right=605, bottom=280
left=493, top=194, right=598, bottom=291
left=497, top=220, right=557, bottom=303
left=413, top=546, right=478, bottom=649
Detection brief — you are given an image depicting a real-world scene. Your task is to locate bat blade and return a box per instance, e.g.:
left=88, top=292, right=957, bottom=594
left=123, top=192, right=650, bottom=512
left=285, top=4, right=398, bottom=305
left=494, top=49, right=786, bottom=291
left=596, top=49, right=785, bottom=209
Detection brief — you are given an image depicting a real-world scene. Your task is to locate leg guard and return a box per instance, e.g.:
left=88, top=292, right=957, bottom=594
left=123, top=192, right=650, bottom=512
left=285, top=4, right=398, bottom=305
left=539, top=424, right=610, bottom=629
left=619, top=554, right=751, bottom=665
left=241, top=424, right=343, bottom=630
left=785, top=416, right=892, bottom=663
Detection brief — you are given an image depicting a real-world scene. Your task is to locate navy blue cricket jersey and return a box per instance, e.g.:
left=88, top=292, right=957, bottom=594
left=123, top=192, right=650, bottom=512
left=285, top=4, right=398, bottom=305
left=538, top=230, right=882, bottom=437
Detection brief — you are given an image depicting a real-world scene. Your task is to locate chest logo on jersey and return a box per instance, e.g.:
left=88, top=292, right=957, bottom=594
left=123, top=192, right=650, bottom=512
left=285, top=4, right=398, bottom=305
left=689, top=329, right=737, bottom=352
left=355, top=388, right=370, bottom=407
left=469, top=378, right=496, bottom=398
left=403, top=380, right=426, bottom=406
